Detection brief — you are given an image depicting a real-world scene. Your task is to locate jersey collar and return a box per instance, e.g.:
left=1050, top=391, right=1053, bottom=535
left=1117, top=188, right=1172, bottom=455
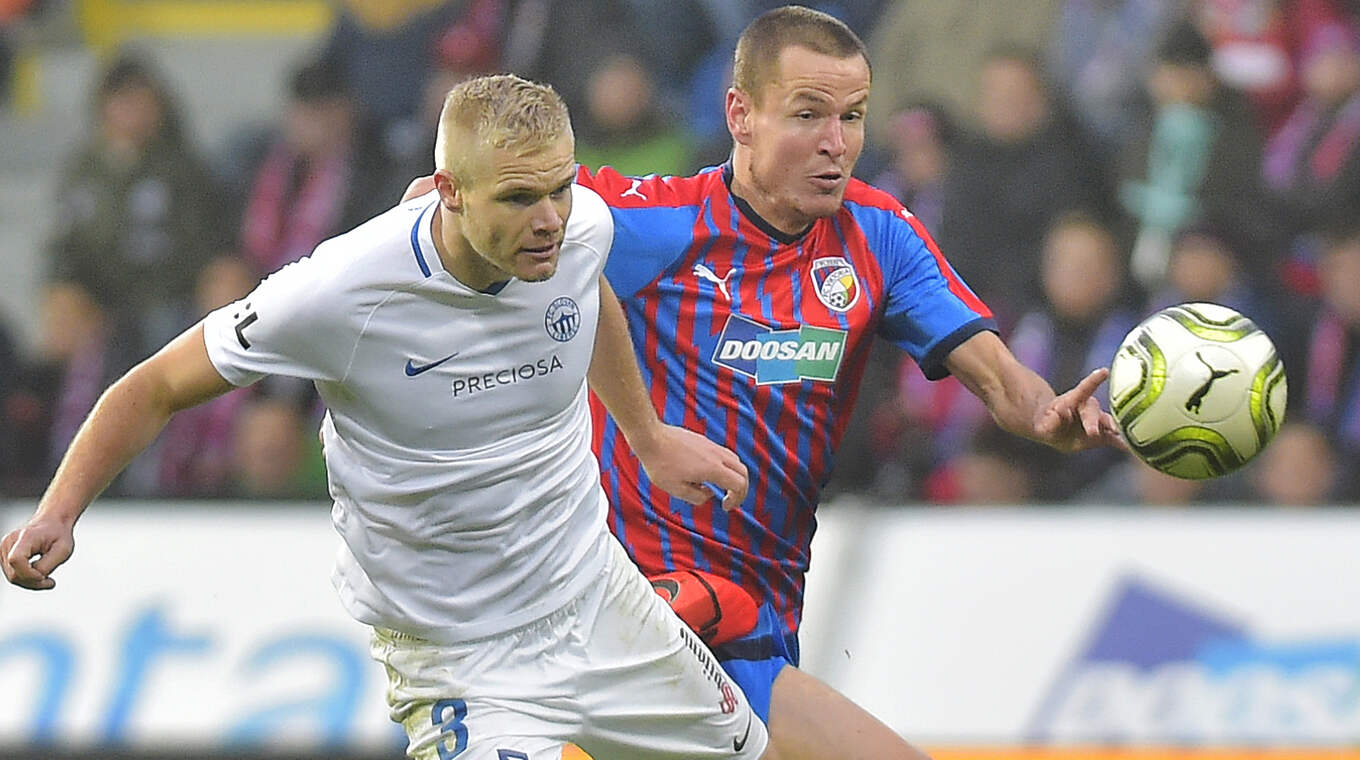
left=410, top=195, right=445, bottom=278
left=722, top=162, right=814, bottom=246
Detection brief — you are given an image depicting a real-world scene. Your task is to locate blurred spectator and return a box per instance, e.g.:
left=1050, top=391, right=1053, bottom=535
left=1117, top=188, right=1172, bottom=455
left=937, top=45, right=1109, bottom=324
left=925, top=423, right=1042, bottom=504
left=316, top=0, right=463, bottom=159
left=1117, top=22, right=1275, bottom=292
left=870, top=101, right=955, bottom=232
left=1080, top=458, right=1212, bottom=505
left=47, top=51, right=226, bottom=359
left=0, top=0, right=36, bottom=108
left=3, top=282, right=139, bottom=496
left=1297, top=226, right=1360, bottom=500
left=1007, top=212, right=1138, bottom=499
left=230, top=395, right=327, bottom=499
left=388, top=0, right=512, bottom=187
left=575, top=53, right=696, bottom=177
left=1048, top=0, right=1192, bottom=158
left=1195, top=0, right=1358, bottom=133
left=503, top=0, right=649, bottom=118
left=223, top=57, right=390, bottom=275
left=155, top=255, right=257, bottom=497
left=1262, top=20, right=1360, bottom=243
left=1148, top=222, right=1277, bottom=336
left=0, top=315, right=22, bottom=494
left=865, top=0, right=1065, bottom=143
left=1250, top=421, right=1341, bottom=504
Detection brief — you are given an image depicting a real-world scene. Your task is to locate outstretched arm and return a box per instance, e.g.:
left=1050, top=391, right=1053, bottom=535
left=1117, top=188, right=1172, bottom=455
left=588, top=275, right=749, bottom=509
left=945, top=330, right=1123, bottom=452
left=1, top=324, right=234, bottom=590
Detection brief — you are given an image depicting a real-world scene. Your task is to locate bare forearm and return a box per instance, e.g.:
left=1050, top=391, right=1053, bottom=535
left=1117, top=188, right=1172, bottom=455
left=969, top=362, right=1056, bottom=442
left=36, top=326, right=232, bottom=525
left=35, top=367, right=177, bottom=526
left=945, top=331, right=1055, bottom=442
left=588, top=277, right=663, bottom=454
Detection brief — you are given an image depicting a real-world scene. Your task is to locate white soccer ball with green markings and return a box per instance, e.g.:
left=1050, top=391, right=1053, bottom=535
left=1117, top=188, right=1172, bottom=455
left=1109, top=303, right=1287, bottom=480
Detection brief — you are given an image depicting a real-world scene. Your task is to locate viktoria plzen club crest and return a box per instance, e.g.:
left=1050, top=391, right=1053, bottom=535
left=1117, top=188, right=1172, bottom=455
left=810, top=257, right=860, bottom=312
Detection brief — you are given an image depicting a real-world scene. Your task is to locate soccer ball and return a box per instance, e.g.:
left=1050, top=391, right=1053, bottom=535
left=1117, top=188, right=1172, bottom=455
left=1109, top=303, right=1287, bottom=479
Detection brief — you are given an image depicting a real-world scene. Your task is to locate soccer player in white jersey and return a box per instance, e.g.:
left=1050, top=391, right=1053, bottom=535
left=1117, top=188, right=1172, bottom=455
left=2, top=74, right=771, bottom=760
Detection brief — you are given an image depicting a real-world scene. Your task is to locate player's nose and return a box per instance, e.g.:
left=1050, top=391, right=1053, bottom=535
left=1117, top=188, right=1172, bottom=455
left=529, top=196, right=566, bottom=234
left=820, top=119, right=847, bottom=158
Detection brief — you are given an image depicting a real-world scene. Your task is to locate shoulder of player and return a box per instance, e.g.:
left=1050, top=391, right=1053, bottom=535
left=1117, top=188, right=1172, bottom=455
left=564, top=183, right=614, bottom=260
left=575, top=164, right=718, bottom=209
left=265, top=196, right=438, bottom=301
left=838, top=178, right=932, bottom=241
left=842, top=177, right=910, bottom=216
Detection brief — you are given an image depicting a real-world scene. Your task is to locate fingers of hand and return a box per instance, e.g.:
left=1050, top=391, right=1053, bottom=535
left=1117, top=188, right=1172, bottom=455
left=1067, top=368, right=1110, bottom=406
left=1080, top=397, right=1102, bottom=437
left=32, top=538, right=71, bottom=577
left=3, top=529, right=51, bottom=588
left=0, top=534, right=15, bottom=583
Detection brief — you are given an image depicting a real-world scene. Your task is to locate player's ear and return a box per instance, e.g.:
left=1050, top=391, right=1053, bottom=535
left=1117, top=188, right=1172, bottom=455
left=726, top=88, right=754, bottom=145
left=434, top=170, right=462, bottom=213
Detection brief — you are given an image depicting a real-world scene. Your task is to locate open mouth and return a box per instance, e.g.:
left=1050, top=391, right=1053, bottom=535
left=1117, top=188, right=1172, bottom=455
left=810, top=172, right=844, bottom=190
left=521, top=242, right=559, bottom=259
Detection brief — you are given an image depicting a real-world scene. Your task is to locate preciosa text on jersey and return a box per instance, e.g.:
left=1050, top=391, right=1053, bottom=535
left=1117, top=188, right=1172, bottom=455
left=450, top=355, right=565, bottom=397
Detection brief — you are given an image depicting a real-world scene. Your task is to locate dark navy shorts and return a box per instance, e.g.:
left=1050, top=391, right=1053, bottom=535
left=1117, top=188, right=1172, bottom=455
left=713, top=602, right=800, bottom=722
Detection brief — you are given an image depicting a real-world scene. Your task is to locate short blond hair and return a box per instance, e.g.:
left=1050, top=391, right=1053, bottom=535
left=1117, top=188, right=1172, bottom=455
left=434, top=74, right=571, bottom=183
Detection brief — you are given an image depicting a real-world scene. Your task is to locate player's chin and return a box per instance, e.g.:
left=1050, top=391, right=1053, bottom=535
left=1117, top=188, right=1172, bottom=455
left=803, top=191, right=845, bottom=218
left=515, top=249, right=560, bottom=282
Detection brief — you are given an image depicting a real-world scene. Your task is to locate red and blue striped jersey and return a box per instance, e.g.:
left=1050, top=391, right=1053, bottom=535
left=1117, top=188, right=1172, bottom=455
left=580, top=164, right=995, bottom=634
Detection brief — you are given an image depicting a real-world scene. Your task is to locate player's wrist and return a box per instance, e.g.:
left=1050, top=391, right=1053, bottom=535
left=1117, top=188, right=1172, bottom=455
left=622, top=417, right=668, bottom=460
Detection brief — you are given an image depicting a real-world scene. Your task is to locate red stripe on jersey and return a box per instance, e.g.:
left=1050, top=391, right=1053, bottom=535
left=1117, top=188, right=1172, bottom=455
left=906, top=214, right=993, bottom=318
left=577, top=165, right=715, bottom=208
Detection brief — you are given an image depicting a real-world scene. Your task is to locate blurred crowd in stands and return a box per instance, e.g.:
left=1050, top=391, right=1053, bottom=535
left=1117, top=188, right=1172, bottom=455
left=0, top=0, right=1358, bottom=506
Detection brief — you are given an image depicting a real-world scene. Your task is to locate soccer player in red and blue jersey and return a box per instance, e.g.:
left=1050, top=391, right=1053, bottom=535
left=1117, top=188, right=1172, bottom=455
left=577, top=7, right=1123, bottom=760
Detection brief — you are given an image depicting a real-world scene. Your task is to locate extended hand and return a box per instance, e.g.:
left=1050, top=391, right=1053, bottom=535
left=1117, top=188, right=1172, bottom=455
left=1034, top=368, right=1125, bottom=453
left=633, top=425, right=749, bottom=510
left=1, top=517, right=75, bottom=591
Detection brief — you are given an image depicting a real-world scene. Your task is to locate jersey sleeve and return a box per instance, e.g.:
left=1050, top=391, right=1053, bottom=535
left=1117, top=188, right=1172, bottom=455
left=576, top=165, right=704, bottom=299
left=202, top=246, right=357, bottom=386
left=874, top=208, right=997, bottom=380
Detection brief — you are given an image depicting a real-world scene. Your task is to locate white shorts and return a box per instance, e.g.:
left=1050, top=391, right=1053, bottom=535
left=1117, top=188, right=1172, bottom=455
left=371, top=537, right=769, bottom=760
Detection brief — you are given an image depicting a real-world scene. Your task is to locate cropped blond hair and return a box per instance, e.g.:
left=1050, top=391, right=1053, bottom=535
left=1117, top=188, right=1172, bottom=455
left=434, top=74, right=571, bottom=184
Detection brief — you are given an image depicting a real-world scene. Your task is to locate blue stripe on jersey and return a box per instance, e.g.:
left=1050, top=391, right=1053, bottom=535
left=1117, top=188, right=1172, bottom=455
left=411, top=201, right=436, bottom=277
left=788, top=243, right=816, bottom=505
left=603, top=206, right=705, bottom=299
left=843, top=200, right=995, bottom=367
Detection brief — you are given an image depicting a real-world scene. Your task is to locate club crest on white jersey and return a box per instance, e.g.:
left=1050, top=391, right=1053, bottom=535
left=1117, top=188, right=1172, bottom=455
left=545, top=296, right=582, bottom=342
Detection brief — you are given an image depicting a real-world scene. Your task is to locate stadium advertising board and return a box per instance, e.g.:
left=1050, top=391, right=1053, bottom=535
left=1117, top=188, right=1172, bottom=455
left=798, top=505, right=1360, bottom=746
left=0, top=505, right=400, bottom=752
left=2, top=503, right=1359, bottom=751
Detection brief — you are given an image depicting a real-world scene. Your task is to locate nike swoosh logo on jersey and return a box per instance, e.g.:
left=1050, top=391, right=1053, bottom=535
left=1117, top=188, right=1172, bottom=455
left=404, top=353, right=459, bottom=376
left=733, top=714, right=753, bottom=752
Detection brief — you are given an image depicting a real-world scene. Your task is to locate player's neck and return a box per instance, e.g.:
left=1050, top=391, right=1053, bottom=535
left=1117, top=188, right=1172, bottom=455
left=432, top=206, right=503, bottom=292
left=727, top=159, right=814, bottom=243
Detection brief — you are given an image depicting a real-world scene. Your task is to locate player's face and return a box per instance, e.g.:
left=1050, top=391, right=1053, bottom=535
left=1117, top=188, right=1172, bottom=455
left=441, top=131, right=576, bottom=289
left=733, top=46, right=870, bottom=234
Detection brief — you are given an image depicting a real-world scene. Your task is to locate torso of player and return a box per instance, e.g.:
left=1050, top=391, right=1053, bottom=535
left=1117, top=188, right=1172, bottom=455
left=203, top=185, right=617, bottom=643
left=326, top=202, right=601, bottom=458
left=581, top=166, right=992, bottom=630
left=592, top=168, right=892, bottom=497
